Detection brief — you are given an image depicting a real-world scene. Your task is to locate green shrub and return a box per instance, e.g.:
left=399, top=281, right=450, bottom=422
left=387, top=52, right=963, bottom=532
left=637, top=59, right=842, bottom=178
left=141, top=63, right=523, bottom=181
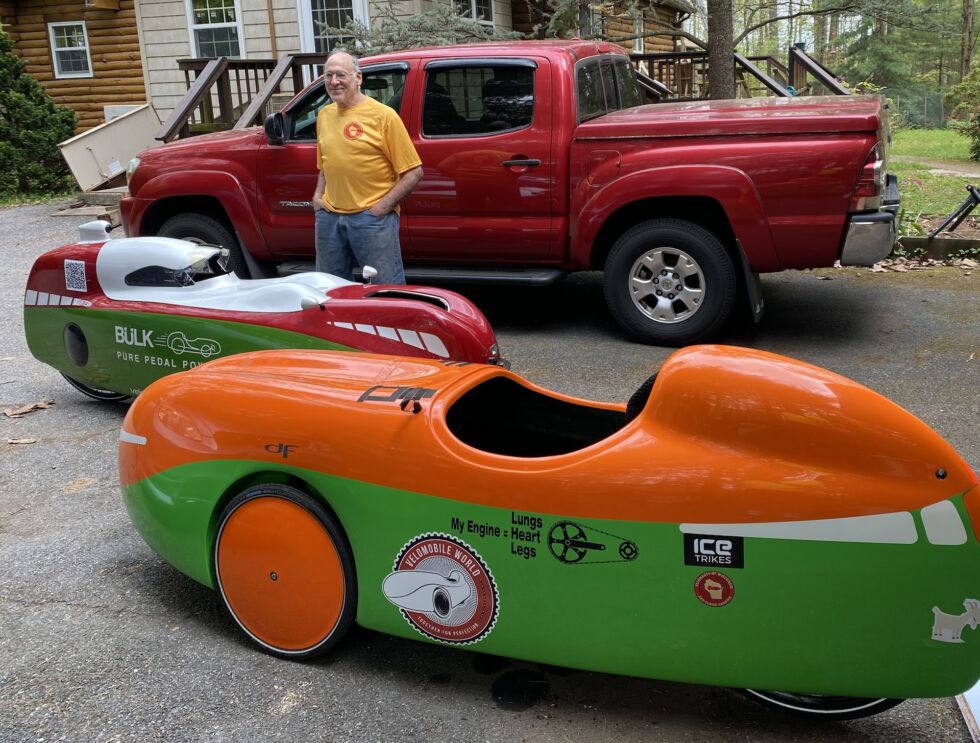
left=0, top=27, right=77, bottom=196
left=944, top=68, right=980, bottom=162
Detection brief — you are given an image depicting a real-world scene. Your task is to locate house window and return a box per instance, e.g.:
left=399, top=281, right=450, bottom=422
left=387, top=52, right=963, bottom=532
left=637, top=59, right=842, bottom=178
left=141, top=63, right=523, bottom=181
left=634, top=15, right=644, bottom=54
left=454, top=0, right=493, bottom=24
left=48, top=22, right=93, bottom=79
left=310, top=0, right=355, bottom=53
left=189, top=0, right=243, bottom=57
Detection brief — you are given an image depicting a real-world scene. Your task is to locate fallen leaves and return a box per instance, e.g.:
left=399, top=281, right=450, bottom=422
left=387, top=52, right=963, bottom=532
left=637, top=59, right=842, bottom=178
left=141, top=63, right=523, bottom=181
left=3, top=399, right=54, bottom=418
left=64, top=477, right=98, bottom=493
left=867, top=256, right=977, bottom=274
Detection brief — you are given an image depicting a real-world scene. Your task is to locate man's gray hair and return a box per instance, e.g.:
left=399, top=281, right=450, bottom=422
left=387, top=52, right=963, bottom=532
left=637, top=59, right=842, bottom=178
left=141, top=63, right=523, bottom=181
left=326, top=48, right=360, bottom=74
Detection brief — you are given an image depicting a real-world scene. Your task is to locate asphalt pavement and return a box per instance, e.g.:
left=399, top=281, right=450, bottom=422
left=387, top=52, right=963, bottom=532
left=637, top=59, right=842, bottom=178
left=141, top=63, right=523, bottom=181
left=0, top=202, right=977, bottom=742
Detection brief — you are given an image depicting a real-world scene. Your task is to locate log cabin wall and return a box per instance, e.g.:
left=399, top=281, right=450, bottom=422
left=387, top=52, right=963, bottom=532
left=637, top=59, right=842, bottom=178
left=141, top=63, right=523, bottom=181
left=2, top=0, right=146, bottom=132
left=511, top=0, right=684, bottom=51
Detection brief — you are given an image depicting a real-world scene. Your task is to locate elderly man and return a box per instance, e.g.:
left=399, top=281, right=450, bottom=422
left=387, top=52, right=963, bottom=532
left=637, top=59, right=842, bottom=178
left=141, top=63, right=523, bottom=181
left=313, top=50, right=423, bottom=284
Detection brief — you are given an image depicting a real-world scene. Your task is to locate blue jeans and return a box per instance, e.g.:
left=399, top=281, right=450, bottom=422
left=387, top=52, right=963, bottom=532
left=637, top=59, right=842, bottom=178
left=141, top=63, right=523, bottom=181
left=315, top=208, right=405, bottom=285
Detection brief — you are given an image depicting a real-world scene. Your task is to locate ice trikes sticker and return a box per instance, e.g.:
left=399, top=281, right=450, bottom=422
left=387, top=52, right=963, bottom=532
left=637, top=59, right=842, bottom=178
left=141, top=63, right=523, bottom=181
left=383, top=533, right=499, bottom=645
left=684, top=534, right=743, bottom=568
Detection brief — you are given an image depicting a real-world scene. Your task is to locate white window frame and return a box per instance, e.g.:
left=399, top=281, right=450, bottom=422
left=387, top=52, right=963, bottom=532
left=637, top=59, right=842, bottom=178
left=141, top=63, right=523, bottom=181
left=454, top=0, right=494, bottom=26
left=185, top=0, right=246, bottom=58
left=48, top=21, right=93, bottom=79
left=634, top=15, right=644, bottom=54
left=297, top=0, right=369, bottom=54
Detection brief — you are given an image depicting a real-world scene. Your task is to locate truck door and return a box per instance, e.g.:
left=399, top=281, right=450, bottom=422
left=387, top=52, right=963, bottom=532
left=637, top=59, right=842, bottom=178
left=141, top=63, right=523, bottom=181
left=402, top=57, right=555, bottom=263
left=255, top=63, right=413, bottom=260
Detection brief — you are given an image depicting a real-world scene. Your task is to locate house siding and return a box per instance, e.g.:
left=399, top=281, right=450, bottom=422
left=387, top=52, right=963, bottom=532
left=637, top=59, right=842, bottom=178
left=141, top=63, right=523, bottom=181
left=3, top=0, right=145, bottom=131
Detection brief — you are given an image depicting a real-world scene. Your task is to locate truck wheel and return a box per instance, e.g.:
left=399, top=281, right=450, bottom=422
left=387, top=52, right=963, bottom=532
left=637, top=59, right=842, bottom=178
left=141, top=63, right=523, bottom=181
left=603, top=219, right=737, bottom=346
left=158, top=213, right=250, bottom=278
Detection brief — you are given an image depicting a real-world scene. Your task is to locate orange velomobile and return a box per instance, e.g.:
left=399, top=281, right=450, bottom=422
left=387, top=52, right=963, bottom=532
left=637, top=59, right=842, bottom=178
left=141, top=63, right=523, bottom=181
left=119, top=345, right=979, bottom=719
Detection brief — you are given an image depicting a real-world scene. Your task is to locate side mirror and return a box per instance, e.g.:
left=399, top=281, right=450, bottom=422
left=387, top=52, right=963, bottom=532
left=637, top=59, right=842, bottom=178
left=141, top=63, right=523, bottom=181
left=264, top=113, right=284, bottom=145
left=362, top=266, right=378, bottom=284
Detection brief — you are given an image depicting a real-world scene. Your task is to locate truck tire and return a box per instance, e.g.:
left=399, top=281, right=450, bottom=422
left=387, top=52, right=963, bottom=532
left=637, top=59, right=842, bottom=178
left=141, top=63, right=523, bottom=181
left=158, top=213, right=250, bottom=278
left=603, top=218, right=737, bottom=346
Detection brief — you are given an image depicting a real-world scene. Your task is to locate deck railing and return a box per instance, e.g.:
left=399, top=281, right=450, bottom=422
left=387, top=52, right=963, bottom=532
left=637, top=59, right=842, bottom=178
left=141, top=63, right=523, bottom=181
left=157, top=47, right=849, bottom=142
left=155, top=57, right=279, bottom=142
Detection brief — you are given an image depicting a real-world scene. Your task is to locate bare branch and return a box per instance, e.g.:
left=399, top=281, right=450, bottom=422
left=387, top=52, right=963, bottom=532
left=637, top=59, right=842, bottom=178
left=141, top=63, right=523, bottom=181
left=734, top=4, right=860, bottom=45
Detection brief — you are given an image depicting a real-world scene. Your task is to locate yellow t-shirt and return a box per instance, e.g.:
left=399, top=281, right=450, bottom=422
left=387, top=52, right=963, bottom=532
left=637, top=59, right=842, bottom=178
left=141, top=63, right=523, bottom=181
left=316, top=96, right=422, bottom=214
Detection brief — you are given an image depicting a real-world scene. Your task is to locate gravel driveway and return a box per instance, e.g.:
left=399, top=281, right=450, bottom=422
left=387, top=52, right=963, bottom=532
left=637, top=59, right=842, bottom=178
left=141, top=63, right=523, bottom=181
left=1, top=201, right=977, bottom=742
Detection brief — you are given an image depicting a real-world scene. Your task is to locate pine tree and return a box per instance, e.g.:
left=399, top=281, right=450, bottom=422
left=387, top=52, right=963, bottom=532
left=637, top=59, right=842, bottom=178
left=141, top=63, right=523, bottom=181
left=0, top=27, right=77, bottom=196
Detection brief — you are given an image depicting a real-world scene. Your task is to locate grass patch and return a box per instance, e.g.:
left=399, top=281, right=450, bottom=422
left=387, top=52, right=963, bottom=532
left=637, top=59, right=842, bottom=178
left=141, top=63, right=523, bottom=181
left=892, top=128, right=972, bottom=162
left=0, top=191, right=77, bottom=209
left=894, top=168, right=974, bottom=217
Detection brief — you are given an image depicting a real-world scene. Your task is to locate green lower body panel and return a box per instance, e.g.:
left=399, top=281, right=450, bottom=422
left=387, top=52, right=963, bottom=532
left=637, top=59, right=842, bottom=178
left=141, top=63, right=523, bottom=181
left=25, top=307, right=352, bottom=396
left=122, top=460, right=980, bottom=699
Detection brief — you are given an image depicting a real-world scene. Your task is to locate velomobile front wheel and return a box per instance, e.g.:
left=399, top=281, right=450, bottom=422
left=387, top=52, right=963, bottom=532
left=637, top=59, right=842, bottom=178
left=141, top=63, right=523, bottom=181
left=743, top=689, right=903, bottom=719
left=214, top=484, right=356, bottom=660
left=60, top=374, right=129, bottom=402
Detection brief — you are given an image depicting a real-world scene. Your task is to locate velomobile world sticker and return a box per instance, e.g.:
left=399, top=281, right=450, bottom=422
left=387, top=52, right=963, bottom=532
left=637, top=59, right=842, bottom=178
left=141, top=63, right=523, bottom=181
left=383, top=533, right=499, bottom=645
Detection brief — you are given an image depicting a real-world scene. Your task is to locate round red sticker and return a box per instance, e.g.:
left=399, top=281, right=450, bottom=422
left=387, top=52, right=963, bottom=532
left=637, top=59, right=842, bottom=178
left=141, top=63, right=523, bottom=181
left=343, top=122, right=364, bottom=140
left=694, top=571, right=735, bottom=607
left=382, top=533, right=499, bottom=644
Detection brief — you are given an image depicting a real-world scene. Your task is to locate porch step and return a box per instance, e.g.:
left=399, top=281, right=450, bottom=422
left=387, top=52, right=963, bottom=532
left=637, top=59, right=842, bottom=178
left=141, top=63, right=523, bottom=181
left=78, top=186, right=128, bottom=206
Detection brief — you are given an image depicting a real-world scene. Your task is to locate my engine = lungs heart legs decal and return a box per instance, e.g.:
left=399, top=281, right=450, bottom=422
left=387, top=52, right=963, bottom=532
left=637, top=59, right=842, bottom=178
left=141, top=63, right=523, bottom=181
left=547, top=520, right=639, bottom=565
left=383, top=533, right=499, bottom=644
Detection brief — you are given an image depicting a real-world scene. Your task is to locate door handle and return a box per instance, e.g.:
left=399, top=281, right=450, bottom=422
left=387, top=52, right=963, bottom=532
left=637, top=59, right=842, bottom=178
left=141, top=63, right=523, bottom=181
left=501, top=158, right=541, bottom=167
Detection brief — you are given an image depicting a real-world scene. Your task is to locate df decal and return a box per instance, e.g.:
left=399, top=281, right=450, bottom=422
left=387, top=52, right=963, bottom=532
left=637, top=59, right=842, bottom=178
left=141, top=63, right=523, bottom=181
left=382, top=533, right=499, bottom=645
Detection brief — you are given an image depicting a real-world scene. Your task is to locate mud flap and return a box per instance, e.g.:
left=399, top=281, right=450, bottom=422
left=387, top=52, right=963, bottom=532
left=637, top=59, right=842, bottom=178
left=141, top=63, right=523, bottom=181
left=736, top=239, right=765, bottom=324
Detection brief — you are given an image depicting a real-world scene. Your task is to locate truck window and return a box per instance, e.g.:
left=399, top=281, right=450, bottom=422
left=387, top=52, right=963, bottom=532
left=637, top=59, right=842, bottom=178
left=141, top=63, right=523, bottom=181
left=422, top=66, right=534, bottom=137
left=577, top=56, right=640, bottom=121
left=286, top=67, right=409, bottom=141
left=614, top=59, right=644, bottom=109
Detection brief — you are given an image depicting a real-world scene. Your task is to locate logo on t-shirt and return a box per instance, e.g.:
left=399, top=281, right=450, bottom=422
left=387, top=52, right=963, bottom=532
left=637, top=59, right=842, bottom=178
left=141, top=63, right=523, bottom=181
left=343, top=121, right=364, bottom=140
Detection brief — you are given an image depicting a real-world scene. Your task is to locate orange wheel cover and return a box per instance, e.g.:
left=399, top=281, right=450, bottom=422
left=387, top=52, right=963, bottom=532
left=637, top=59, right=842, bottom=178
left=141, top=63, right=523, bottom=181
left=217, top=496, right=346, bottom=652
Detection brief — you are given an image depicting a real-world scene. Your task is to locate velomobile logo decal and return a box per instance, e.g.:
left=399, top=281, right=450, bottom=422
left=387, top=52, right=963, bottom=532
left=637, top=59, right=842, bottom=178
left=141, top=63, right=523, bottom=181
left=383, top=533, right=499, bottom=645
left=547, top=521, right=638, bottom=565
left=679, top=510, right=918, bottom=545
left=113, top=326, right=222, bottom=358
left=684, top=534, right=743, bottom=568
left=64, top=259, right=87, bottom=292
left=24, top=290, right=91, bottom=307
left=694, top=571, right=735, bottom=607
left=264, top=442, right=297, bottom=459
left=357, top=385, right=436, bottom=404
left=327, top=322, right=450, bottom=358
left=931, top=599, right=980, bottom=643
left=163, top=331, right=221, bottom=358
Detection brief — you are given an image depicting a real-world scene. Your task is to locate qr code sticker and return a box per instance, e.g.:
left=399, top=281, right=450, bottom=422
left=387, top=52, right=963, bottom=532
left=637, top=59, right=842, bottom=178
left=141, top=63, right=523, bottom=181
left=64, top=260, right=87, bottom=292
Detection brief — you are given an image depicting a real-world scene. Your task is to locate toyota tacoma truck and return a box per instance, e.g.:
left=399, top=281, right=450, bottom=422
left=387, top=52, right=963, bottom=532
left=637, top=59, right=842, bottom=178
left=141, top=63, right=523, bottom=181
left=122, top=40, right=899, bottom=346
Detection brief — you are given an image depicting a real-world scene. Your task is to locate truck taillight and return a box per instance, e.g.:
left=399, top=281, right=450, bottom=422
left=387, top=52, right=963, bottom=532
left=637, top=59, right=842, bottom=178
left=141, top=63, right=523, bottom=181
left=850, top=145, right=885, bottom=211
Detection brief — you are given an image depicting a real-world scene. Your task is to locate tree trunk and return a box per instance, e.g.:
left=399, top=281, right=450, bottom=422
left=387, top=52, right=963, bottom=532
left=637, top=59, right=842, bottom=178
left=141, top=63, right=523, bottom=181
left=962, top=0, right=975, bottom=79
left=707, top=0, right=735, bottom=99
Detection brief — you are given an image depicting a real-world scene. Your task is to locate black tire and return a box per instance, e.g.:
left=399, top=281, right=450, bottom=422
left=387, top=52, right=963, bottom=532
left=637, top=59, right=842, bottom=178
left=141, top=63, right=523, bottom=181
left=742, top=689, right=904, bottom=720
left=158, top=213, right=250, bottom=278
left=603, top=218, right=737, bottom=346
left=60, top=374, right=129, bottom=402
left=213, top=484, right=356, bottom=660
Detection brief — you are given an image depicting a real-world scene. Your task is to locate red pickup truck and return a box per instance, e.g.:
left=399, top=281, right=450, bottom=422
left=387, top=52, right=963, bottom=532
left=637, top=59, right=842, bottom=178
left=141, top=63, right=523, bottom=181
left=122, top=40, right=899, bottom=345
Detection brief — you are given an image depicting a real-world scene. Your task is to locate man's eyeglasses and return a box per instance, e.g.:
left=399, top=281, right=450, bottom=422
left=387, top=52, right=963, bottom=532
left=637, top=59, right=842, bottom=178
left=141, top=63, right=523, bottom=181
left=324, top=72, right=352, bottom=81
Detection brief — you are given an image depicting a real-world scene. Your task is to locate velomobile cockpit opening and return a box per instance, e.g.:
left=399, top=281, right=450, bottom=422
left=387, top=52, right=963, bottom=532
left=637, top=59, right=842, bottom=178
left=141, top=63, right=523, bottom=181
left=445, top=376, right=628, bottom=457
left=123, top=248, right=229, bottom=288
